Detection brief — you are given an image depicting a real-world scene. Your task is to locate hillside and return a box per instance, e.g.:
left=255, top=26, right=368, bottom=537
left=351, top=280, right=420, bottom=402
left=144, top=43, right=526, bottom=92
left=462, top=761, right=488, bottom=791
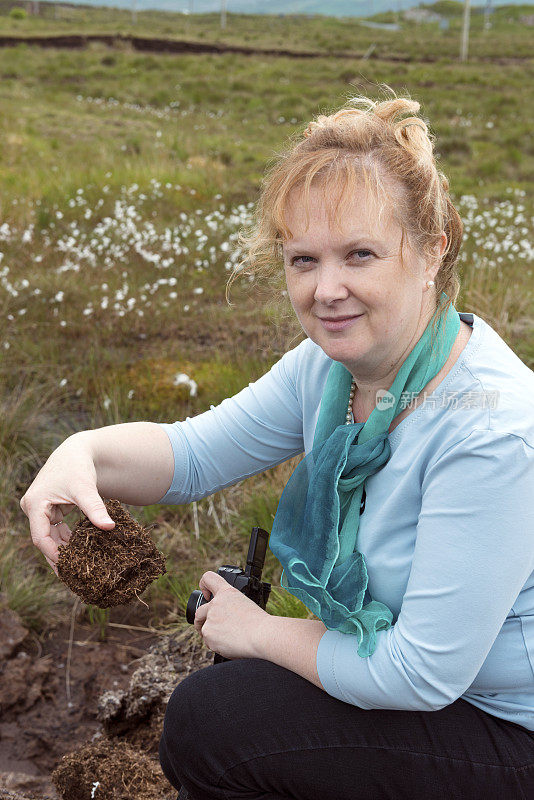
left=6, top=0, right=534, bottom=16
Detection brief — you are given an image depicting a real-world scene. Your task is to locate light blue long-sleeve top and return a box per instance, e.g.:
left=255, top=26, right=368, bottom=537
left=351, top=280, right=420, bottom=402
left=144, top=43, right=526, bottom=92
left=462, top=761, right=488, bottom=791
left=157, top=312, right=534, bottom=732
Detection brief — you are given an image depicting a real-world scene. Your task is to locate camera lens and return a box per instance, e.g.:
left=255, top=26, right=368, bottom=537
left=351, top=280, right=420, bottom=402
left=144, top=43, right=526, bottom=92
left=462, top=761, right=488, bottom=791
left=186, top=589, right=208, bottom=624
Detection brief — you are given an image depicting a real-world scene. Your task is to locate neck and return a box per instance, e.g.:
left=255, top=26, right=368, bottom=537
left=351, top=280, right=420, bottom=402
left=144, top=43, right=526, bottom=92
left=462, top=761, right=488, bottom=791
left=348, top=301, right=439, bottom=414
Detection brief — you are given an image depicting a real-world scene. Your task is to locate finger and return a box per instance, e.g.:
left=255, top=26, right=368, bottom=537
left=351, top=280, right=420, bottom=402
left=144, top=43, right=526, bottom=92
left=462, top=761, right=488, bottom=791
left=27, top=505, right=60, bottom=564
left=49, top=526, right=62, bottom=547
left=49, top=505, right=76, bottom=526
left=199, top=570, right=226, bottom=599
left=194, top=604, right=208, bottom=633
left=49, top=506, right=64, bottom=526
left=58, top=525, right=72, bottom=544
left=57, top=502, right=77, bottom=517
left=49, top=523, right=72, bottom=547
left=71, top=488, right=116, bottom=530
left=44, top=554, right=59, bottom=577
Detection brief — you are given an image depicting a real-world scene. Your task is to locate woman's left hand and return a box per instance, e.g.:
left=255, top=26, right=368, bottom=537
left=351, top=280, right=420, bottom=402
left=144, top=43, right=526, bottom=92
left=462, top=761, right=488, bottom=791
left=193, top=570, right=270, bottom=660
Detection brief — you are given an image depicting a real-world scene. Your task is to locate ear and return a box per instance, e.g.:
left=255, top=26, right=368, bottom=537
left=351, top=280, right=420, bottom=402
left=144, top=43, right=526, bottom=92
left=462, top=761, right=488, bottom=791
left=423, top=232, right=447, bottom=284
left=438, top=231, right=448, bottom=259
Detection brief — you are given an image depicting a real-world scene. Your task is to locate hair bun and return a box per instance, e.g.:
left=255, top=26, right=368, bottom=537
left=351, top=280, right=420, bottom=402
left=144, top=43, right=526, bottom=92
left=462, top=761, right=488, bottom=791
left=303, top=113, right=343, bottom=138
left=302, top=95, right=432, bottom=160
left=369, top=96, right=421, bottom=123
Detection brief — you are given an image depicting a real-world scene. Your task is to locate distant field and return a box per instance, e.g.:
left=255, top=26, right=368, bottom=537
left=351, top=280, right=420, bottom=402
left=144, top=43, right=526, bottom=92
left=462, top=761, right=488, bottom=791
left=0, top=5, right=532, bottom=635
left=0, top=1, right=534, bottom=59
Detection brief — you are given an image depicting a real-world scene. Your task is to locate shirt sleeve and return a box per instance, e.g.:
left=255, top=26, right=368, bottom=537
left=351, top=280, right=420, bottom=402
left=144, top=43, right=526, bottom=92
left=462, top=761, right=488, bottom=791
left=155, top=341, right=309, bottom=504
left=316, top=429, right=534, bottom=711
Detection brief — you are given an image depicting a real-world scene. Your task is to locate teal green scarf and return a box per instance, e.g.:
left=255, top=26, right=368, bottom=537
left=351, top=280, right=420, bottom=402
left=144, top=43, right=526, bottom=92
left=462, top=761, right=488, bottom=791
left=269, top=294, right=460, bottom=657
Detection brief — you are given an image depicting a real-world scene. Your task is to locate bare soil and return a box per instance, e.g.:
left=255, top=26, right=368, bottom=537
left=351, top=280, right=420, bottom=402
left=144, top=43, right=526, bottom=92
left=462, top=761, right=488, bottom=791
left=0, top=599, right=212, bottom=799
left=0, top=34, right=529, bottom=64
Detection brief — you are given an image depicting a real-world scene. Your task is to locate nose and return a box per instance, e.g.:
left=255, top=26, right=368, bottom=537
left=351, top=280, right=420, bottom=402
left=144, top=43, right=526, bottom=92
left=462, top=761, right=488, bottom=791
left=313, top=262, right=350, bottom=306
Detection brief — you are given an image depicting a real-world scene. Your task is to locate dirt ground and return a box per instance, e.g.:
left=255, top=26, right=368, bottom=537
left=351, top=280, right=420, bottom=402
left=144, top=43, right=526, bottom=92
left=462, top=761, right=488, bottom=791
left=0, top=601, right=212, bottom=799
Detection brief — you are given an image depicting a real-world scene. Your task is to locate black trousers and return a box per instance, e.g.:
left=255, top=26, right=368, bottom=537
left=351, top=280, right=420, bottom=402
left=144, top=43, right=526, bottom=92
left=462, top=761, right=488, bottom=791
left=159, top=657, right=534, bottom=800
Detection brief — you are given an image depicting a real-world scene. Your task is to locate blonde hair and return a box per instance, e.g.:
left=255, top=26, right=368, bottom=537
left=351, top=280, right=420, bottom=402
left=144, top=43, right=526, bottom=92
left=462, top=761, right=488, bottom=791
left=230, top=89, right=462, bottom=337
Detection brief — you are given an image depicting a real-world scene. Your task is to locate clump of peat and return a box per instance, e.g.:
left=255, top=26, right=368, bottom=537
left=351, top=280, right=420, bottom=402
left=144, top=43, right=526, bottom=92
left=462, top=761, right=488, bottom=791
left=51, top=738, right=173, bottom=800
left=57, top=499, right=166, bottom=608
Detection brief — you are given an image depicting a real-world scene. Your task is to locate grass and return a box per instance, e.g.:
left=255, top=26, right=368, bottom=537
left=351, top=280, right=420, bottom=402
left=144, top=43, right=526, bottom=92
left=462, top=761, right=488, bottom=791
left=0, top=3, right=532, bottom=638
left=0, top=533, right=67, bottom=629
left=0, top=2, right=533, bottom=59
left=86, top=604, right=111, bottom=640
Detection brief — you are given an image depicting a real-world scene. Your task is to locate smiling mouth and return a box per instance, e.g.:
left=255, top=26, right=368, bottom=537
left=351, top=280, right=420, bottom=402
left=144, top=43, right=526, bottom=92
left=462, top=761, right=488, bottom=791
left=318, top=314, right=363, bottom=331
left=319, top=315, right=362, bottom=321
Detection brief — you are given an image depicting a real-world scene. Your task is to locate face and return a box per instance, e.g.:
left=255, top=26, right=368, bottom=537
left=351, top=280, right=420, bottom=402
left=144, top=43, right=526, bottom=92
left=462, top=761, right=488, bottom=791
left=282, top=182, right=440, bottom=384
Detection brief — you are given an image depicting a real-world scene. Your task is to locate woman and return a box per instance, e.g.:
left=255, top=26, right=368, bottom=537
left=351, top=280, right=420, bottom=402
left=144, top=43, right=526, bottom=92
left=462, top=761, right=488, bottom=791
left=21, top=95, right=534, bottom=799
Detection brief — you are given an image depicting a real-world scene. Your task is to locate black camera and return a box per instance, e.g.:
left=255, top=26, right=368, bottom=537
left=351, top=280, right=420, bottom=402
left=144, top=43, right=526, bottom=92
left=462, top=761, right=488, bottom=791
left=186, top=526, right=272, bottom=664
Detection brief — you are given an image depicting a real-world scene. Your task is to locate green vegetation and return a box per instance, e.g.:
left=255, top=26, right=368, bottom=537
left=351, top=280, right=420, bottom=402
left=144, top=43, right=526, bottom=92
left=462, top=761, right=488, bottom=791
left=8, top=6, right=26, bottom=19
left=86, top=604, right=111, bottom=639
left=0, top=4, right=532, bottom=639
left=0, top=2, right=533, bottom=59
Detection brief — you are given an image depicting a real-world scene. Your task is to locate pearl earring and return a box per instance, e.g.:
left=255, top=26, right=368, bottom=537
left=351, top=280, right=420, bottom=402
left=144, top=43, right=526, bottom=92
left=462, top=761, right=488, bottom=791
left=426, top=280, right=435, bottom=288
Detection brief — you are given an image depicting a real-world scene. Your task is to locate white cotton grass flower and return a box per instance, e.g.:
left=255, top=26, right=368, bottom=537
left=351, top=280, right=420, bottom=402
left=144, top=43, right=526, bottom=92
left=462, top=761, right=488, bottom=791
left=22, top=225, right=34, bottom=243
left=173, top=373, right=198, bottom=397
left=103, top=396, right=111, bottom=410
left=4, top=183, right=531, bottom=338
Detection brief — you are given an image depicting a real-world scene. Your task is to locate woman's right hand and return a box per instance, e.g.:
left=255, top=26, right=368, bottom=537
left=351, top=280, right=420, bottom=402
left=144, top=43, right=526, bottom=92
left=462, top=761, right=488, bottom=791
left=19, top=434, right=115, bottom=576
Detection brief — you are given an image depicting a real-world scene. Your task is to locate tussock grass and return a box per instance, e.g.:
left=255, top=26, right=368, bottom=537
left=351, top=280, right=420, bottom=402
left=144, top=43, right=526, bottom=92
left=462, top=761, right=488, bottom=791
left=0, top=529, right=67, bottom=629
left=0, top=375, right=78, bottom=521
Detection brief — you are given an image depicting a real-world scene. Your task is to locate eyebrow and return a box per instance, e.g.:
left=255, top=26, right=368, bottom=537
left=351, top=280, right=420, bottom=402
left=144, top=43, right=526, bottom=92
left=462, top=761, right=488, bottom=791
left=283, top=239, right=381, bottom=256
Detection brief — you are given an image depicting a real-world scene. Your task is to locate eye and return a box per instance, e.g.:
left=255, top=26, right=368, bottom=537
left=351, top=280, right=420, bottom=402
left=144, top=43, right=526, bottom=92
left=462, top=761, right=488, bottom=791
left=290, top=255, right=316, bottom=267
left=351, top=249, right=373, bottom=260
left=288, top=250, right=374, bottom=267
